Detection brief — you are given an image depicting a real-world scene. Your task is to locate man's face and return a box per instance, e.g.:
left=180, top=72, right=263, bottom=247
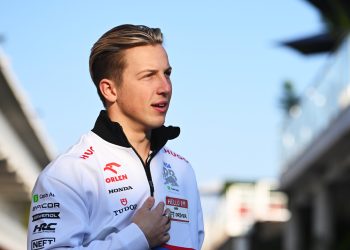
left=115, top=44, right=172, bottom=131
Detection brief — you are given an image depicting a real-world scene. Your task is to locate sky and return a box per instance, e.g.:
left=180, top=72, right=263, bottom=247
left=0, top=0, right=328, bottom=187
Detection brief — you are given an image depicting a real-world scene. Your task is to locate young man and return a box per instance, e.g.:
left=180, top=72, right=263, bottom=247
left=27, top=24, right=204, bottom=249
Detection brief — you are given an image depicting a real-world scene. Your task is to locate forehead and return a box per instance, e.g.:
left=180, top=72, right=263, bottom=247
left=123, top=44, right=170, bottom=72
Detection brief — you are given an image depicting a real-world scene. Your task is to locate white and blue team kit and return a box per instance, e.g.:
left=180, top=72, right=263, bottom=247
left=27, top=111, right=204, bottom=250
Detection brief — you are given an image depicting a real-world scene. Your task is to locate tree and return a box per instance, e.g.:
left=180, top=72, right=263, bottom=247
left=279, top=80, right=300, bottom=117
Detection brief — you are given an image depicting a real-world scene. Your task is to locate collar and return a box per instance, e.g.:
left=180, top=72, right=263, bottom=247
left=91, top=110, right=180, bottom=152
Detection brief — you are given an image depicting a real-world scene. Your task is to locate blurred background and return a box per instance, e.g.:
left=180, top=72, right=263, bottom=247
left=1, top=0, right=350, bottom=249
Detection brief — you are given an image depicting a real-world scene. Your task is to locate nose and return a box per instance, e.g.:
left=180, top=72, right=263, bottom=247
left=157, top=74, right=172, bottom=96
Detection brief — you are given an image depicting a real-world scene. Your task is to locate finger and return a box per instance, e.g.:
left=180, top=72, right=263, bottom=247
left=164, top=209, right=171, bottom=218
left=141, top=197, right=155, bottom=210
left=154, top=201, right=165, bottom=214
left=161, top=214, right=169, bottom=226
left=162, top=210, right=171, bottom=225
left=164, top=221, right=171, bottom=232
left=164, top=209, right=172, bottom=223
left=162, top=233, right=170, bottom=243
left=163, top=208, right=171, bottom=216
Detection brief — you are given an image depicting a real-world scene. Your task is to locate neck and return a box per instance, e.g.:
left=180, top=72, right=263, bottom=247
left=107, top=109, right=151, bottom=163
left=125, top=126, right=152, bottom=162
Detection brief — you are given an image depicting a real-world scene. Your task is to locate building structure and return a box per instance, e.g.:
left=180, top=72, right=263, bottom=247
left=280, top=34, right=350, bottom=250
left=202, top=180, right=289, bottom=250
left=0, top=48, right=55, bottom=250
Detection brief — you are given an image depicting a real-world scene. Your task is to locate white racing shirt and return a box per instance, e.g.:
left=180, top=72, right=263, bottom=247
left=27, top=111, right=204, bottom=250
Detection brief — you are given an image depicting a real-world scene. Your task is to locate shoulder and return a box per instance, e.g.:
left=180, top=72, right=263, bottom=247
left=160, top=146, right=196, bottom=177
left=161, top=147, right=191, bottom=165
left=41, top=132, right=99, bottom=181
left=160, top=147, right=200, bottom=194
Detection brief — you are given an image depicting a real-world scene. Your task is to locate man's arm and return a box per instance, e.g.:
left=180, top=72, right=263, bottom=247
left=28, top=174, right=170, bottom=249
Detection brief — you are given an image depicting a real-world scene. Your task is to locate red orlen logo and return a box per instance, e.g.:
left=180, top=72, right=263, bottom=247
left=120, top=198, right=128, bottom=206
left=104, top=162, right=128, bottom=184
left=80, top=146, right=94, bottom=160
left=104, top=162, right=121, bottom=174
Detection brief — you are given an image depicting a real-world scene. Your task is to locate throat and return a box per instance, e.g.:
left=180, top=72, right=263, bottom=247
left=129, top=139, right=151, bottom=164
left=121, top=126, right=152, bottom=163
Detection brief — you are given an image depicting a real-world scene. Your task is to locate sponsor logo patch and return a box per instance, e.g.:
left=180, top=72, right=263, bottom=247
left=33, top=223, right=57, bottom=233
left=120, top=198, right=128, bottom=206
left=32, top=203, right=60, bottom=212
left=31, top=237, right=55, bottom=250
left=32, top=212, right=60, bottom=222
left=104, top=162, right=121, bottom=174
left=163, top=162, right=179, bottom=193
left=165, top=197, right=189, bottom=223
left=163, top=148, right=189, bottom=163
left=33, top=194, right=39, bottom=203
left=80, top=146, right=94, bottom=159
left=108, top=186, right=133, bottom=194
left=113, top=198, right=137, bottom=216
left=33, top=192, right=55, bottom=203
left=103, top=162, right=128, bottom=183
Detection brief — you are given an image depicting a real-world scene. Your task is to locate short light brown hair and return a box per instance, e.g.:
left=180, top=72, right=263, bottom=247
left=89, top=24, right=163, bottom=106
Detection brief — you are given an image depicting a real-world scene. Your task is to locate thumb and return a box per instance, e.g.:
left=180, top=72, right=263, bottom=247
left=141, top=196, right=155, bottom=210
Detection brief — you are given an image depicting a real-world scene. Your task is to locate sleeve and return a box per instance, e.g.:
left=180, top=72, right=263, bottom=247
left=27, top=173, right=149, bottom=250
left=196, top=191, right=205, bottom=249
left=189, top=163, right=205, bottom=250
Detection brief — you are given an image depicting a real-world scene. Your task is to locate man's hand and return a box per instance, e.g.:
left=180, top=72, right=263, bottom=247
left=132, top=197, right=171, bottom=248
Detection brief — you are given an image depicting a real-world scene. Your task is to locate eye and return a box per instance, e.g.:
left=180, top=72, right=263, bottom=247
left=142, top=72, right=155, bottom=79
left=164, top=69, right=172, bottom=78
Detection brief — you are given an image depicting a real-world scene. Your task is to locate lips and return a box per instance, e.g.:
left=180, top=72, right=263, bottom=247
left=151, top=101, right=168, bottom=113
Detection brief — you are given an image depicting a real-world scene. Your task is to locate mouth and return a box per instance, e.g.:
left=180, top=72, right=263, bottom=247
left=151, top=102, right=168, bottom=113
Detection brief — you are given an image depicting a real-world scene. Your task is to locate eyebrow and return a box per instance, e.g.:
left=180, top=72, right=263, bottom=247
left=137, top=66, right=172, bottom=76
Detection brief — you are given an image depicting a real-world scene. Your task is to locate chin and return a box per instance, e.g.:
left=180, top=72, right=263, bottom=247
left=148, top=119, right=166, bottom=129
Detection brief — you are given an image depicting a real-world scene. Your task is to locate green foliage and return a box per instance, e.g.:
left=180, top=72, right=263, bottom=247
left=279, top=80, right=300, bottom=116
left=307, top=0, right=350, bottom=34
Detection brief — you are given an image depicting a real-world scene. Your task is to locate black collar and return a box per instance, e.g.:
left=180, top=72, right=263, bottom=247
left=91, top=110, right=180, bottom=152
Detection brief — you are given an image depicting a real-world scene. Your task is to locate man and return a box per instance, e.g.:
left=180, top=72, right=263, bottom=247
left=27, top=24, right=204, bottom=250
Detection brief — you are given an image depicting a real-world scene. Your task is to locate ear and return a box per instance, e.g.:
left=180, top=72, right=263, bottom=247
left=99, top=79, right=118, bottom=104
